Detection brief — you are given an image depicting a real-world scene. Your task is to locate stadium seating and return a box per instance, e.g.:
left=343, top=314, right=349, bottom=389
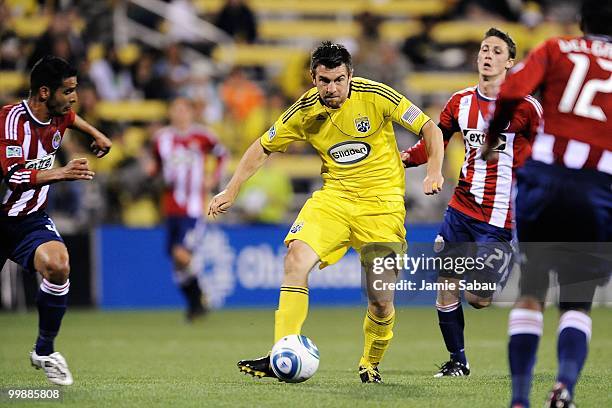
left=405, top=72, right=479, bottom=94
left=195, top=0, right=447, bottom=18
left=95, top=101, right=168, bottom=122
left=0, top=71, right=27, bottom=95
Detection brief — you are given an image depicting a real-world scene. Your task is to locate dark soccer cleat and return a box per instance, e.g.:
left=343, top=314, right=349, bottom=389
left=545, top=384, right=576, bottom=408
left=237, top=354, right=278, bottom=379
left=359, top=365, right=383, bottom=383
left=433, top=360, right=470, bottom=377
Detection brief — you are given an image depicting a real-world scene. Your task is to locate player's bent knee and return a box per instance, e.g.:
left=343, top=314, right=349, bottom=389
left=42, top=256, right=70, bottom=284
left=284, top=242, right=317, bottom=275
left=437, top=288, right=460, bottom=305
left=34, top=243, right=70, bottom=284
left=368, top=299, right=393, bottom=317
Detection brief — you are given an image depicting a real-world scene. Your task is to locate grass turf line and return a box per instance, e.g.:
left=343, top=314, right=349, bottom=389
left=0, top=307, right=610, bottom=407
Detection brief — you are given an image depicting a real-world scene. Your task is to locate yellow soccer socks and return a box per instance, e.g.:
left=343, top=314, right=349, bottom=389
left=360, top=308, right=395, bottom=368
left=274, top=286, right=309, bottom=343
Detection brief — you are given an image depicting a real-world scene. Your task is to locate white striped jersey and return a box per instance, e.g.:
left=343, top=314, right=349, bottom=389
left=0, top=101, right=75, bottom=217
left=152, top=125, right=227, bottom=218
left=405, top=86, right=542, bottom=229
left=490, top=35, right=612, bottom=174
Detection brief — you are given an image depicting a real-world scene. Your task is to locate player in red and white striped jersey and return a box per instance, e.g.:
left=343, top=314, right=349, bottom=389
left=149, top=97, right=227, bottom=321
left=402, top=28, right=541, bottom=378
left=484, top=1, right=612, bottom=407
left=0, top=56, right=112, bottom=385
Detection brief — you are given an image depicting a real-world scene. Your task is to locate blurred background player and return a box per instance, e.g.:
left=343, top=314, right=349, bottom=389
left=0, top=55, right=112, bottom=385
left=208, top=41, right=445, bottom=383
left=484, top=1, right=611, bottom=406
left=402, top=28, right=541, bottom=378
left=148, top=97, right=227, bottom=322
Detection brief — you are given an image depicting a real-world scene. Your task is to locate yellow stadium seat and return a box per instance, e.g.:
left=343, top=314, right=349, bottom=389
left=123, top=127, right=149, bottom=157
left=95, top=101, right=168, bottom=122
left=212, top=44, right=306, bottom=66
left=117, top=44, right=141, bottom=66
left=6, top=0, right=39, bottom=16
left=379, top=20, right=423, bottom=42
left=431, top=21, right=527, bottom=45
left=259, top=21, right=360, bottom=40
left=87, top=43, right=105, bottom=62
left=195, top=0, right=446, bottom=18
left=0, top=71, right=27, bottom=94
left=257, top=20, right=422, bottom=42
left=525, top=22, right=581, bottom=50
left=405, top=72, right=479, bottom=94
left=367, top=0, right=447, bottom=17
left=10, top=15, right=50, bottom=38
left=121, top=197, right=160, bottom=227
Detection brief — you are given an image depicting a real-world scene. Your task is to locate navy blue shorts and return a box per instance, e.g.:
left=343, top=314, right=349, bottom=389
left=0, top=211, right=64, bottom=273
left=436, top=206, right=515, bottom=297
left=516, top=160, right=611, bottom=242
left=515, top=160, right=612, bottom=307
left=165, top=216, right=198, bottom=255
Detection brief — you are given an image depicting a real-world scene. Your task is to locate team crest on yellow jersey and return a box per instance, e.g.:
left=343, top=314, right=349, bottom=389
left=354, top=116, right=370, bottom=133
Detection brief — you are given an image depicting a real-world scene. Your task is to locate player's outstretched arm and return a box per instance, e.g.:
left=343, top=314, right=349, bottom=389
left=35, top=158, right=95, bottom=185
left=208, top=139, right=270, bottom=218
left=420, top=120, right=445, bottom=195
left=70, top=115, right=112, bottom=158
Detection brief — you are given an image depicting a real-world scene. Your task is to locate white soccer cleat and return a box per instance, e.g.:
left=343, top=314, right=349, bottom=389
left=30, top=350, right=74, bottom=386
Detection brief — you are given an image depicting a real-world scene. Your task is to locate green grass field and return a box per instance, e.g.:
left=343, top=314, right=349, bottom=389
left=0, top=307, right=610, bottom=407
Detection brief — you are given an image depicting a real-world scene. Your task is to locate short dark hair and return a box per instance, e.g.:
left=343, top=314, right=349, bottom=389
left=483, top=28, right=516, bottom=59
left=581, top=0, right=612, bottom=36
left=30, top=55, right=77, bottom=93
left=310, top=41, right=352, bottom=74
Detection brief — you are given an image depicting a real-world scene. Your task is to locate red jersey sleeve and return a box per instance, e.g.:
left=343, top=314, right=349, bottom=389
left=402, top=95, right=457, bottom=167
left=0, top=107, right=39, bottom=191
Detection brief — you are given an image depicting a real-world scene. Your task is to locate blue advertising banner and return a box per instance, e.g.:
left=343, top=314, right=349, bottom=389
left=97, top=224, right=440, bottom=309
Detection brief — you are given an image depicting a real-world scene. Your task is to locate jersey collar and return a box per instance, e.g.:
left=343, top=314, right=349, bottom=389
left=475, top=85, right=496, bottom=101
left=21, top=100, right=51, bottom=126
left=585, top=34, right=612, bottom=42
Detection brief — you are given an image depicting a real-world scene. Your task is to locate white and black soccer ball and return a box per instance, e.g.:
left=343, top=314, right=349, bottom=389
left=270, top=335, right=320, bottom=383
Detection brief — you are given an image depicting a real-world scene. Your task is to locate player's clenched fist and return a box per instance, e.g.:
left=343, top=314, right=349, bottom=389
left=208, top=189, right=236, bottom=219
left=90, top=136, right=112, bottom=158
left=423, top=172, right=444, bottom=195
left=62, top=158, right=95, bottom=181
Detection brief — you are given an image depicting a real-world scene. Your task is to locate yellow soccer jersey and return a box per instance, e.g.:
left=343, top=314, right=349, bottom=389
left=260, top=77, right=431, bottom=201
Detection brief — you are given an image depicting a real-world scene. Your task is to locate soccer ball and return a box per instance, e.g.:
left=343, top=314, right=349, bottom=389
left=270, top=335, right=320, bottom=383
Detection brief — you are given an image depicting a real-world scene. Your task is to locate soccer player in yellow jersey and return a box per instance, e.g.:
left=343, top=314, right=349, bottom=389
left=208, top=41, right=445, bottom=383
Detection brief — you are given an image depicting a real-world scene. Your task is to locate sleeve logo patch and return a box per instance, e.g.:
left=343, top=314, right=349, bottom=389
left=6, top=146, right=23, bottom=158
left=289, top=221, right=304, bottom=234
left=402, top=105, right=422, bottom=125
left=268, top=125, right=276, bottom=141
